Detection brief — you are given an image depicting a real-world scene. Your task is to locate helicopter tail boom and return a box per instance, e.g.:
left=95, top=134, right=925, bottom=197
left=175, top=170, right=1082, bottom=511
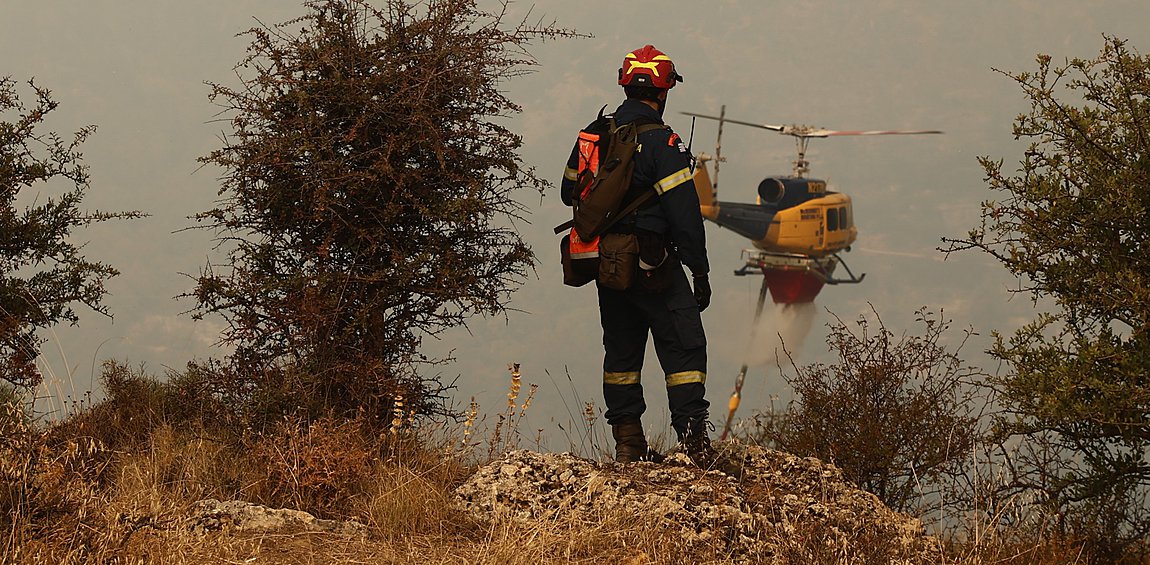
left=706, top=201, right=773, bottom=241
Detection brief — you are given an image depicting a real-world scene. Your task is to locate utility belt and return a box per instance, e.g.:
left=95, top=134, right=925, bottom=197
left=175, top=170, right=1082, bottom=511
left=561, top=223, right=677, bottom=292
left=603, top=219, right=637, bottom=234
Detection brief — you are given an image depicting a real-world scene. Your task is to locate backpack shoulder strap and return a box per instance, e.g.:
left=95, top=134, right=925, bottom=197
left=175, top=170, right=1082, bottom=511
left=553, top=182, right=657, bottom=235
left=635, top=123, right=669, bottom=135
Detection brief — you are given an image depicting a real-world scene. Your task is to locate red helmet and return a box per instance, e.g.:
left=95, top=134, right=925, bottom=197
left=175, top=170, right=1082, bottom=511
left=618, top=45, right=683, bottom=90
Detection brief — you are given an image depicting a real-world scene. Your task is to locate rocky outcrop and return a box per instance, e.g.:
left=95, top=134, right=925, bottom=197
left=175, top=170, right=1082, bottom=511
left=185, top=499, right=368, bottom=536
left=454, top=445, right=940, bottom=563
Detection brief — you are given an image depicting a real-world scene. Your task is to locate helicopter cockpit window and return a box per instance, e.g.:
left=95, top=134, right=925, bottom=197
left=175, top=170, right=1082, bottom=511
left=827, top=207, right=839, bottom=231
left=837, top=207, right=848, bottom=230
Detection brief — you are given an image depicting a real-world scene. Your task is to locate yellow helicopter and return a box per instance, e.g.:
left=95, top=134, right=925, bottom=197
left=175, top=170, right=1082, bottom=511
left=681, top=106, right=942, bottom=437
left=684, top=106, right=942, bottom=304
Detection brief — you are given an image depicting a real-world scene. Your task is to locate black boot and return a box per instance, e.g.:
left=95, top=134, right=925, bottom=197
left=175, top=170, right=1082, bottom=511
left=681, top=421, right=743, bottom=478
left=612, top=420, right=665, bottom=463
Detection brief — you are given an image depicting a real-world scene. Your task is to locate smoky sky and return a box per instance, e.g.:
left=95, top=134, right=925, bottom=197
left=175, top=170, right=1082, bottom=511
left=3, top=1, right=1148, bottom=442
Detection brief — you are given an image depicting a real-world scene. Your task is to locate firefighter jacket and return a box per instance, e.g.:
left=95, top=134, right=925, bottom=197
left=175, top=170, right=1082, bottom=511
left=561, top=99, right=710, bottom=277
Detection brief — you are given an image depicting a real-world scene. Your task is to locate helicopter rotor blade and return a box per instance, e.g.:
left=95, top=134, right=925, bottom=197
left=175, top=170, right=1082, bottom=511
left=681, top=112, right=785, bottom=132
left=681, top=112, right=943, bottom=139
left=808, top=129, right=944, bottom=138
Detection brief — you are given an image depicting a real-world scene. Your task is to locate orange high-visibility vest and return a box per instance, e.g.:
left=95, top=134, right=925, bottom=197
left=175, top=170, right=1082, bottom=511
left=570, top=130, right=602, bottom=258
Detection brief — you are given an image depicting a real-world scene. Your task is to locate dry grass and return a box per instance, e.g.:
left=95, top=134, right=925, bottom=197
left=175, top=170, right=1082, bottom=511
left=2, top=366, right=1143, bottom=564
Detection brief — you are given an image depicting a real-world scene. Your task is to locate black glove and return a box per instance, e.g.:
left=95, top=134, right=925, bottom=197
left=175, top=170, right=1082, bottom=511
left=692, top=273, right=711, bottom=312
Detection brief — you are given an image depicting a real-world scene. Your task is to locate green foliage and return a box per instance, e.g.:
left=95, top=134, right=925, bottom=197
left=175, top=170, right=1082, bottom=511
left=943, top=36, right=1150, bottom=549
left=0, top=79, right=142, bottom=389
left=751, top=307, right=982, bottom=513
left=190, top=0, right=572, bottom=425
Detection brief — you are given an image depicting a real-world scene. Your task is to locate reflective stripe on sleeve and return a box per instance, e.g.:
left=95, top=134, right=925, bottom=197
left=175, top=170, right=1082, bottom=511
left=604, top=371, right=641, bottom=386
left=655, top=167, right=692, bottom=195
left=564, top=166, right=579, bottom=182
left=665, top=370, right=705, bottom=387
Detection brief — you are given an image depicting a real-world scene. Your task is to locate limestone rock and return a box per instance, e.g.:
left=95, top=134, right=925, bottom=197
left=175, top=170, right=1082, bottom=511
left=186, top=498, right=368, bottom=536
left=454, top=444, right=940, bottom=563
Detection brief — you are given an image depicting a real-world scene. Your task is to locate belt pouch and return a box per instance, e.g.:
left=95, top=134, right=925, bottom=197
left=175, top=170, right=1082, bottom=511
left=561, top=234, right=598, bottom=287
left=597, top=232, right=639, bottom=291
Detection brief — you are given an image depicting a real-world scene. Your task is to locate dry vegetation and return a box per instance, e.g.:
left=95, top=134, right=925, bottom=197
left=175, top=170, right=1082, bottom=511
left=1, top=363, right=1131, bottom=565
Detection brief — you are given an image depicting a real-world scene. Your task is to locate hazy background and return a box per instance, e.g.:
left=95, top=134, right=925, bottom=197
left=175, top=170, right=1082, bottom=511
left=4, top=1, right=1148, bottom=445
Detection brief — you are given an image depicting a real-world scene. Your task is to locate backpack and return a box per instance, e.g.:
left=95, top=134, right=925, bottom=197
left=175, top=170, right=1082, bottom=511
left=554, top=114, right=667, bottom=241
left=554, top=112, right=665, bottom=288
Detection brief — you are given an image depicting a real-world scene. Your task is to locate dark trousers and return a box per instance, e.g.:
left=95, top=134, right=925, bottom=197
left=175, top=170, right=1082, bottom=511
left=597, top=263, right=709, bottom=438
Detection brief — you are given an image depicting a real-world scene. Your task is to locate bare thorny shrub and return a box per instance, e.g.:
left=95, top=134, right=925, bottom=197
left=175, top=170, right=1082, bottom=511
left=188, top=0, right=578, bottom=432
left=751, top=306, right=985, bottom=517
left=0, top=78, right=142, bottom=391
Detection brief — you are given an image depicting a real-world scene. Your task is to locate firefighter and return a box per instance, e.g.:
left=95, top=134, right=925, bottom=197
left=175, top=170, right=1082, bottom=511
left=561, top=45, right=722, bottom=468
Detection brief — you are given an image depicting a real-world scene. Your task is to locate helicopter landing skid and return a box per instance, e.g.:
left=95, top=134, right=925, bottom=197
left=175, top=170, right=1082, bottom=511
left=734, top=250, right=865, bottom=285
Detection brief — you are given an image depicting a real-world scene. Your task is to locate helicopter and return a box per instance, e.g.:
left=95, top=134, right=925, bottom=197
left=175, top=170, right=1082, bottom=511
left=683, top=106, right=943, bottom=305
left=680, top=106, right=942, bottom=438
